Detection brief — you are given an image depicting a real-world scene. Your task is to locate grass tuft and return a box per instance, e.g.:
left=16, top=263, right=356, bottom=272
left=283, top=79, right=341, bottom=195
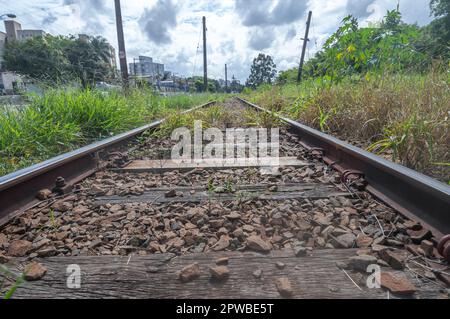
left=0, top=89, right=223, bottom=176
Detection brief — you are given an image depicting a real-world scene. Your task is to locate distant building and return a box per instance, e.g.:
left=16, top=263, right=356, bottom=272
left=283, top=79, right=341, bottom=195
left=0, top=31, right=6, bottom=70
left=4, top=20, right=21, bottom=41
left=157, top=78, right=189, bottom=93
left=4, top=20, right=47, bottom=42
left=129, top=56, right=165, bottom=78
left=17, top=29, right=46, bottom=41
left=0, top=20, right=48, bottom=93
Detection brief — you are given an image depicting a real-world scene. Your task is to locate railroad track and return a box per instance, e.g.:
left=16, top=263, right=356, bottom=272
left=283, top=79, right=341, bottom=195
left=0, top=97, right=449, bottom=299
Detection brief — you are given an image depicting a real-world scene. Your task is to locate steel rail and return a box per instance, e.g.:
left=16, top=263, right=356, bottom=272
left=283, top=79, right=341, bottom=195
left=0, top=101, right=216, bottom=225
left=237, top=97, right=450, bottom=239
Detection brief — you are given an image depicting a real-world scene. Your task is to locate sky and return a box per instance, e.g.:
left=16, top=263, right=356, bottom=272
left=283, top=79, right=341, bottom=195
left=0, top=0, right=434, bottom=82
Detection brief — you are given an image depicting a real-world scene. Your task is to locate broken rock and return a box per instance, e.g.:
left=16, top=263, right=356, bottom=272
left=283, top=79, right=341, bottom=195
left=36, top=189, right=52, bottom=200
left=126, top=211, right=136, bottom=221
left=210, top=266, right=230, bottom=281
left=216, top=257, right=229, bottom=265
left=52, top=201, right=72, bottom=213
left=165, top=190, right=177, bottom=198
left=276, top=262, right=286, bottom=270
left=420, top=240, right=434, bottom=257
left=246, top=236, right=272, bottom=253
left=381, top=272, right=416, bottom=295
left=24, top=262, right=47, bottom=281
left=213, top=235, right=231, bottom=251
left=8, top=240, right=33, bottom=257
left=243, top=225, right=255, bottom=233
left=356, top=234, right=373, bottom=248
left=408, top=229, right=432, bottom=244
left=349, top=255, right=378, bottom=272
left=0, top=233, right=7, bottom=247
left=37, top=246, right=57, bottom=257
left=379, top=249, right=407, bottom=270
left=276, top=277, right=294, bottom=298
left=294, top=246, right=307, bottom=257
left=253, top=269, right=263, bottom=279
left=332, top=233, right=356, bottom=249
left=55, top=231, right=69, bottom=241
left=179, top=263, right=201, bottom=283
left=226, top=212, right=241, bottom=221
left=0, top=253, right=10, bottom=264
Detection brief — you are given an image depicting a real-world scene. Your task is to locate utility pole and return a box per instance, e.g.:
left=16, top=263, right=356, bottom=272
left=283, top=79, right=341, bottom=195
left=202, top=16, right=208, bottom=92
left=297, top=11, right=312, bottom=84
left=114, top=0, right=129, bottom=86
left=225, top=64, right=228, bottom=93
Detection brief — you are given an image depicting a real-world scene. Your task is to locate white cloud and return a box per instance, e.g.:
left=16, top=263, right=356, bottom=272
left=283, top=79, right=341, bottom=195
left=139, top=0, right=179, bottom=44
left=0, top=0, right=434, bottom=82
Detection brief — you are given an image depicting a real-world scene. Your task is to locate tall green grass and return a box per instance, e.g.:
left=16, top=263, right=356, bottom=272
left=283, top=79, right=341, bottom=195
left=0, top=88, right=222, bottom=176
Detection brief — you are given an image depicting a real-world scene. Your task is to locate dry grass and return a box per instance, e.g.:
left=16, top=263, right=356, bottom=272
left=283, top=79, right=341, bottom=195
left=242, top=71, right=450, bottom=183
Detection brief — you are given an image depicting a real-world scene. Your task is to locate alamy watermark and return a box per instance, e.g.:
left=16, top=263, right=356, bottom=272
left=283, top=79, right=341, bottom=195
left=171, top=121, right=280, bottom=171
left=66, top=264, right=81, bottom=289
left=366, top=264, right=381, bottom=289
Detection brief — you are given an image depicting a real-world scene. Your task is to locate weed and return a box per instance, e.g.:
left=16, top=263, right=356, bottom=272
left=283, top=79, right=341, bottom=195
left=224, top=178, right=235, bottom=193
left=49, top=209, right=58, bottom=231
left=207, top=178, right=216, bottom=193
left=1, top=265, right=24, bottom=300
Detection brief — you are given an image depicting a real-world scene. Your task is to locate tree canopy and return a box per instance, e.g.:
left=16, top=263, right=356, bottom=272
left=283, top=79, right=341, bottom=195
left=276, top=5, right=449, bottom=84
left=4, top=35, right=116, bottom=87
left=430, top=0, right=450, bottom=42
left=246, top=54, right=277, bottom=88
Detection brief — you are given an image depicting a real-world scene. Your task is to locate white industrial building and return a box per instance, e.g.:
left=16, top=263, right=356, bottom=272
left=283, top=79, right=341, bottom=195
left=0, top=31, right=6, bottom=70
left=3, top=20, right=46, bottom=42
left=0, top=20, right=47, bottom=94
left=129, top=56, right=165, bottom=78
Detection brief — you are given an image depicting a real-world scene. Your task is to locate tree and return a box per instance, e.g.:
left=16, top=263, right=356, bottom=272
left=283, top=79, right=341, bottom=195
left=430, top=0, right=450, bottom=43
left=303, top=11, right=433, bottom=81
left=64, top=35, right=115, bottom=88
left=91, top=36, right=113, bottom=64
left=189, top=76, right=221, bottom=92
left=4, top=34, right=115, bottom=87
left=194, top=78, right=204, bottom=92
left=245, top=54, right=277, bottom=88
left=277, top=68, right=297, bottom=85
left=382, top=9, right=402, bottom=32
left=431, top=0, right=450, bottom=17
left=230, top=75, right=244, bottom=93
left=4, top=36, right=71, bottom=81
